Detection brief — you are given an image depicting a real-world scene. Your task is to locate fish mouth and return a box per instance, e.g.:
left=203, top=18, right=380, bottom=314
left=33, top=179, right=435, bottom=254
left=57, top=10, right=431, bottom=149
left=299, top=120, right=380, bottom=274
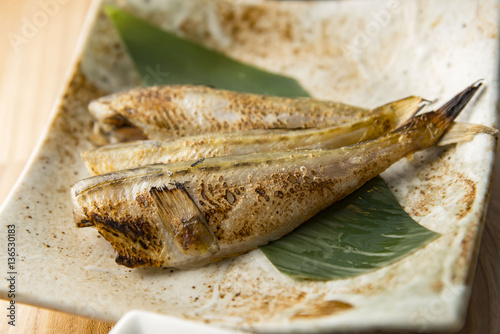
left=89, top=96, right=141, bottom=136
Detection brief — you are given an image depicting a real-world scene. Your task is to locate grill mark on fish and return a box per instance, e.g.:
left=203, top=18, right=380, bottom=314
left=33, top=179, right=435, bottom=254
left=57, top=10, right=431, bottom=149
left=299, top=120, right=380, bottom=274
left=88, top=210, right=165, bottom=268
left=191, top=158, right=205, bottom=167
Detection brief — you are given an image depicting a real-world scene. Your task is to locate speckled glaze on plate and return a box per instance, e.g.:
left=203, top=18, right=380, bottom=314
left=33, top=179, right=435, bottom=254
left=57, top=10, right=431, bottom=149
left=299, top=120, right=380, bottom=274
left=0, top=0, right=498, bottom=333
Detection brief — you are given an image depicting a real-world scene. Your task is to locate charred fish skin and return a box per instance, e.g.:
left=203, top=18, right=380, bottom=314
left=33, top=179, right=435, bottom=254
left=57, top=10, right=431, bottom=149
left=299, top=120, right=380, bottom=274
left=89, top=84, right=424, bottom=141
left=72, top=82, right=481, bottom=269
left=81, top=105, right=421, bottom=175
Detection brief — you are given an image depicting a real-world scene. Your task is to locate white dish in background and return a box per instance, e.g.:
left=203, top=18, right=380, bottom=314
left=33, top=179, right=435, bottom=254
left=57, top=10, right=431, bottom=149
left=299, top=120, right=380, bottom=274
left=109, top=310, right=240, bottom=334
left=0, top=0, right=498, bottom=333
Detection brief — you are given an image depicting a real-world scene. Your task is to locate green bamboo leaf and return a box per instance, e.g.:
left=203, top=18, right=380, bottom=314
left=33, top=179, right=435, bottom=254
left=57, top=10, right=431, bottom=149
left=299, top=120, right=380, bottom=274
left=260, top=177, right=439, bottom=280
left=105, top=6, right=309, bottom=97
left=106, top=8, right=440, bottom=280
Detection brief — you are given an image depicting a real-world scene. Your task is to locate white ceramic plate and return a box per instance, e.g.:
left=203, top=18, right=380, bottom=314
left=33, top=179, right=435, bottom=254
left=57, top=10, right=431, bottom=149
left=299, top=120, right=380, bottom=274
left=1, top=0, right=498, bottom=333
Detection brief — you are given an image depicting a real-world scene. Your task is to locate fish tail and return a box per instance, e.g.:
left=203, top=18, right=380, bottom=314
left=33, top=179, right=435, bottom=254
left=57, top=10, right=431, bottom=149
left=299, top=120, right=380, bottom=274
left=437, top=79, right=483, bottom=127
left=393, top=81, right=483, bottom=149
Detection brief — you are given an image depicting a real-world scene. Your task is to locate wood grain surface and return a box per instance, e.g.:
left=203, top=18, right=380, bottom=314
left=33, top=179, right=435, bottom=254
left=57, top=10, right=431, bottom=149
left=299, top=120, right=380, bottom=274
left=0, top=1, right=115, bottom=333
left=0, top=0, right=498, bottom=333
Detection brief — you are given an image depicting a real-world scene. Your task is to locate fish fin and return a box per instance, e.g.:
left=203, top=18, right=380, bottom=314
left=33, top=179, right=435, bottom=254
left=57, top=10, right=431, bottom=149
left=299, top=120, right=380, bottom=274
left=438, top=122, right=498, bottom=146
left=373, top=95, right=429, bottom=127
left=150, top=186, right=219, bottom=257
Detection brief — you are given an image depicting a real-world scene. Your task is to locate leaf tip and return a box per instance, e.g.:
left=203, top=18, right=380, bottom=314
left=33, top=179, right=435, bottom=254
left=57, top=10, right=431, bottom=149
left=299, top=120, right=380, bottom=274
left=103, top=5, right=120, bottom=18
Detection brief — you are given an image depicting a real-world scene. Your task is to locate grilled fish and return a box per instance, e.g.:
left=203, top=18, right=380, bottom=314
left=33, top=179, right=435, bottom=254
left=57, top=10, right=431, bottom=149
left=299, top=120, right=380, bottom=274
left=81, top=102, right=422, bottom=175
left=72, top=82, right=483, bottom=269
left=82, top=120, right=496, bottom=176
left=89, top=84, right=424, bottom=141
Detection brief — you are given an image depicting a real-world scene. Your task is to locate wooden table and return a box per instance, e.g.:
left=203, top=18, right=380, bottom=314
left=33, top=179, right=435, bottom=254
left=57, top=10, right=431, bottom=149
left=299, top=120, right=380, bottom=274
left=0, top=1, right=114, bottom=332
left=0, top=0, right=498, bottom=333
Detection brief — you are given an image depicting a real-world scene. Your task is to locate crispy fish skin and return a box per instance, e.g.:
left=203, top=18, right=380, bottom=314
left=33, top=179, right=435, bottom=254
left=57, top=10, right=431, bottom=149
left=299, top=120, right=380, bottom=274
left=81, top=109, right=418, bottom=175
left=72, top=82, right=481, bottom=269
left=83, top=121, right=498, bottom=175
left=89, top=84, right=424, bottom=141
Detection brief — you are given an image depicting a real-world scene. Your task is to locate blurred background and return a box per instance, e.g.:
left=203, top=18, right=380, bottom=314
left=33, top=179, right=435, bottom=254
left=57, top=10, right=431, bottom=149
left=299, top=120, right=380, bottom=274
left=0, top=0, right=498, bottom=333
left=0, top=0, right=91, bottom=204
